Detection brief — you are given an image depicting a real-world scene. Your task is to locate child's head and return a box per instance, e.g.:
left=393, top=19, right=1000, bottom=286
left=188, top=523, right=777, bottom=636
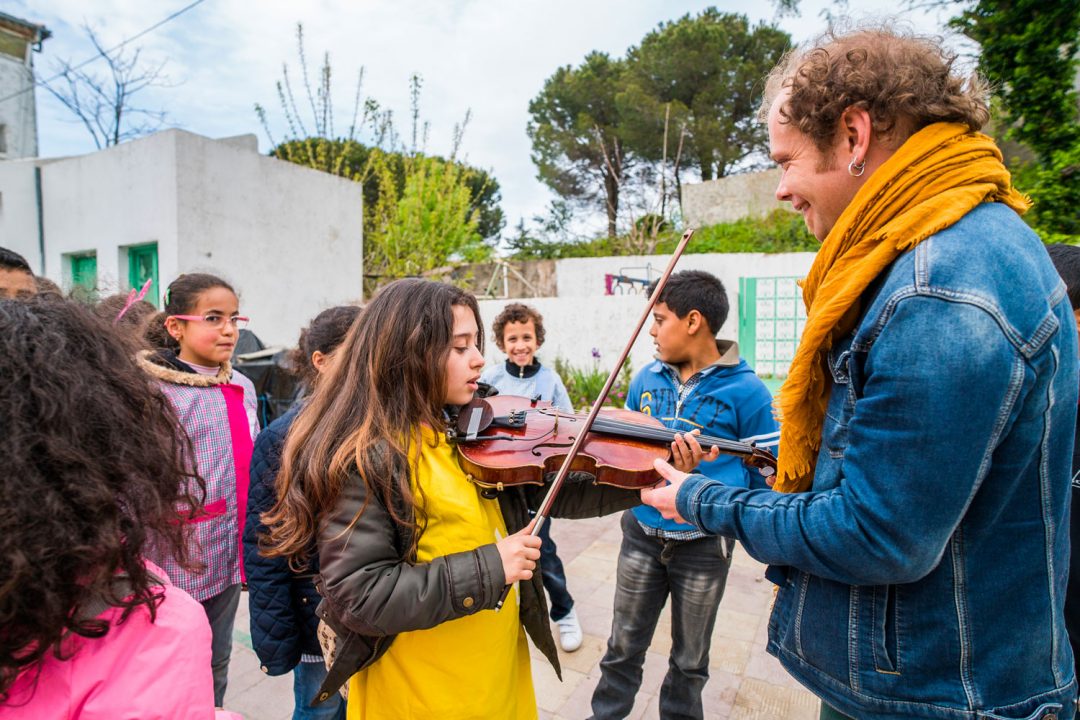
left=647, top=270, right=729, bottom=365
left=491, top=302, right=546, bottom=368
left=264, top=279, right=483, bottom=567
left=0, top=247, right=35, bottom=300
left=0, top=298, right=203, bottom=695
left=1046, top=243, right=1080, bottom=343
left=289, top=304, right=363, bottom=390
left=94, top=293, right=158, bottom=351
left=161, top=273, right=243, bottom=366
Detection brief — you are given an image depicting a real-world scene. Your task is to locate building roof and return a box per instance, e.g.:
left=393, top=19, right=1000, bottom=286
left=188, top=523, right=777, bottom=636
left=0, top=11, right=51, bottom=46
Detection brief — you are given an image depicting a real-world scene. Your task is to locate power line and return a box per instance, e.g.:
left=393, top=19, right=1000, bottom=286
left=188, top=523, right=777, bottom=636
left=0, top=0, right=208, bottom=106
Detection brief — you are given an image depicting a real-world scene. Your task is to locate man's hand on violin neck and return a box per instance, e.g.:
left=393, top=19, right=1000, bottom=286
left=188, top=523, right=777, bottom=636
left=640, top=459, right=689, bottom=525
left=497, top=520, right=542, bottom=585
left=670, top=429, right=719, bottom=473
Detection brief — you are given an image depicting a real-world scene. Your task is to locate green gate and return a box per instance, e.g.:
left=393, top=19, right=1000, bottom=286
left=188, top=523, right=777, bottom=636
left=738, top=276, right=806, bottom=390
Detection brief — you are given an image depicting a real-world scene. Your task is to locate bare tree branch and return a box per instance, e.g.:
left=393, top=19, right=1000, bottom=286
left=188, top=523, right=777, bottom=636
left=42, top=24, right=173, bottom=149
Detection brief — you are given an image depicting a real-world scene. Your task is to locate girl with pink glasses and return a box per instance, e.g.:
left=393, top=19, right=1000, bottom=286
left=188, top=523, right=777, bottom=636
left=138, top=272, right=259, bottom=711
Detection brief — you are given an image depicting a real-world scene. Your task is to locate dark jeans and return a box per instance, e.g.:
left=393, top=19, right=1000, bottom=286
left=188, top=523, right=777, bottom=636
left=538, top=517, right=574, bottom=621
left=294, top=661, right=346, bottom=720
left=201, top=583, right=242, bottom=707
left=590, top=511, right=732, bottom=720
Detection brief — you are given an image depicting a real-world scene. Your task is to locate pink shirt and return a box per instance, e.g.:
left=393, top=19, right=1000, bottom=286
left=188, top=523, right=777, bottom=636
left=0, top=565, right=229, bottom=720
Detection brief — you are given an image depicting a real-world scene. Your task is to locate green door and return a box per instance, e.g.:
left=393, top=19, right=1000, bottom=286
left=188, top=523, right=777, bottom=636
left=127, top=243, right=159, bottom=308
left=70, top=253, right=97, bottom=295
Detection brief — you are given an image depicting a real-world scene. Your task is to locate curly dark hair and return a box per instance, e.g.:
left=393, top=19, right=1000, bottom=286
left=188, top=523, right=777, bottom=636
left=761, top=26, right=990, bottom=155
left=0, top=298, right=204, bottom=698
left=287, top=305, right=363, bottom=390
left=491, top=302, right=546, bottom=351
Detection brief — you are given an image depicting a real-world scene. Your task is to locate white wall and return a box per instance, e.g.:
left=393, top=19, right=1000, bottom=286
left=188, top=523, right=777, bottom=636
left=480, top=250, right=817, bottom=373
left=174, top=130, right=364, bottom=346
left=0, top=158, right=42, bottom=270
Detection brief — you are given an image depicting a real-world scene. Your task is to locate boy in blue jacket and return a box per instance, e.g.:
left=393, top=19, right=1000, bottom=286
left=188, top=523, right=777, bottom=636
left=590, top=270, right=778, bottom=720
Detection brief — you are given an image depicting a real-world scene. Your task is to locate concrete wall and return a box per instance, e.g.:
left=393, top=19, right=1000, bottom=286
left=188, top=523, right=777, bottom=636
left=479, top=250, right=816, bottom=374
left=681, top=169, right=784, bottom=227
left=0, top=158, right=42, bottom=269
left=0, top=52, right=38, bottom=160
left=174, top=130, right=364, bottom=346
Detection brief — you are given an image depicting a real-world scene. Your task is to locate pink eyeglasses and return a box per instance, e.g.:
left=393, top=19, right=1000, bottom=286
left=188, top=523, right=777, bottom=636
left=167, top=314, right=250, bottom=330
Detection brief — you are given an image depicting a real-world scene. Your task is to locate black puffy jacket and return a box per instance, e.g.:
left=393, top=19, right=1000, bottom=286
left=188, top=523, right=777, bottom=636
left=242, top=405, right=323, bottom=675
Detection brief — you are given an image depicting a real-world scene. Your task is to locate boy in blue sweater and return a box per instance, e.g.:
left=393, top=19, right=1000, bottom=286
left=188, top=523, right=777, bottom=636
left=590, top=270, right=778, bottom=720
left=480, top=302, right=582, bottom=652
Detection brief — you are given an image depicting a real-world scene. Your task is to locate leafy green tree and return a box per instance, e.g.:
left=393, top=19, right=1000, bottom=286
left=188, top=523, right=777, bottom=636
left=621, top=10, right=791, bottom=182
left=528, top=52, right=632, bottom=239
left=949, top=0, right=1080, bottom=238
left=365, top=152, right=488, bottom=284
left=256, top=23, right=505, bottom=292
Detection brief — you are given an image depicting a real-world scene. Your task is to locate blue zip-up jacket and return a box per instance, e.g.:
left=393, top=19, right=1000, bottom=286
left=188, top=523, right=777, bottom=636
left=675, top=204, right=1078, bottom=719
left=243, top=405, right=323, bottom=675
left=627, top=340, right=778, bottom=533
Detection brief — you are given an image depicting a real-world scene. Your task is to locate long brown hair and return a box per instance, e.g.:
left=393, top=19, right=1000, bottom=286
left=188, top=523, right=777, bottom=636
left=261, top=279, right=483, bottom=569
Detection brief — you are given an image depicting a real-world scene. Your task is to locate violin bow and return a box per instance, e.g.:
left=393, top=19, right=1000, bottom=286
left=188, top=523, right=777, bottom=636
left=494, top=228, right=695, bottom=611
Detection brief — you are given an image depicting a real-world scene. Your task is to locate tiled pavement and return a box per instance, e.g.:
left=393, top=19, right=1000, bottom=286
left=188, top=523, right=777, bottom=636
left=224, top=513, right=821, bottom=719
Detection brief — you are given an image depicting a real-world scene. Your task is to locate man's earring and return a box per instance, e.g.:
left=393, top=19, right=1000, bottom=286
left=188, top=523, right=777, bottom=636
left=848, top=156, right=866, bottom=177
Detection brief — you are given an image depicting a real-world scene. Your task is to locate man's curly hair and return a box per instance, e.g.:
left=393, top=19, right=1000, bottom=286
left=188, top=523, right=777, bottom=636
left=0, top=298, right=204, bottom=697
left=491, top=302, right=546, bottom=351
left=760, top=26, right=990, bottom=154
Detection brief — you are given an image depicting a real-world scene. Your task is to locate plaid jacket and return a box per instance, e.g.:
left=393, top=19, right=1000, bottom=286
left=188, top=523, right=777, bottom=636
left=138, top=351, right=259, bottom=602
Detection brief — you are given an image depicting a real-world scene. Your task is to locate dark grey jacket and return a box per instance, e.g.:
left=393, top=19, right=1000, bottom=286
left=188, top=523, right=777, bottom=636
left=311, top=446, right=636, bottom=705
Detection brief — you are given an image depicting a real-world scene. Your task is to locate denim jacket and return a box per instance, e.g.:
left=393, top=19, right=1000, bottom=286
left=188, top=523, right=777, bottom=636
left=676, top=203, right=1078, bottom=719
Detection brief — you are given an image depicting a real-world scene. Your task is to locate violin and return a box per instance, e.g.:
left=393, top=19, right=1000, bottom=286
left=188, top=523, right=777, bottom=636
left=451, top=394, right=777, bottom=491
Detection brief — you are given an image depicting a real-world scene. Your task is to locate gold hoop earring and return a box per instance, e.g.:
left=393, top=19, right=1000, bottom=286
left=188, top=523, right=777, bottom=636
left=848, top=157, right=866, bottom=177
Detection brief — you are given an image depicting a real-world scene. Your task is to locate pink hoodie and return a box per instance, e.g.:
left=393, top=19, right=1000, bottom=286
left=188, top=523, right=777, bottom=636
left=1, top=565, right=241, bottom=720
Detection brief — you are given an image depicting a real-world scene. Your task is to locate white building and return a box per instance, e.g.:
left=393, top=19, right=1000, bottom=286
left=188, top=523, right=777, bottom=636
left=0, top=129, right=364, bottom=346
left=0, top=12, right=49, bottom=160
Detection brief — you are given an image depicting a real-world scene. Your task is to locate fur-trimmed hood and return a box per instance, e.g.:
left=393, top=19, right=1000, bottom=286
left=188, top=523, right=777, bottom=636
left=136, top=349, right=233, bottom=387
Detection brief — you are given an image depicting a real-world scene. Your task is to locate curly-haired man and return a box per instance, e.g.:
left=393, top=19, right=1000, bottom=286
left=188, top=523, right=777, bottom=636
left=642, top=27, right=1077, bottom=720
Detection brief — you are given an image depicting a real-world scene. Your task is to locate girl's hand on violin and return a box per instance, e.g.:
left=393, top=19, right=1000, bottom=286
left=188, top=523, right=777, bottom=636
left=640, top=458, right=690, bottom=525
left=497, top=521, right=542, bottom=584
left=670, top=430, right=720, bottom=473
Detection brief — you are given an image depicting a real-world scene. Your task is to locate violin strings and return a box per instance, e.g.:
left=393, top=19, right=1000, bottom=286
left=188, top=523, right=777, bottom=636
left=490, top=406, right=756, bottom=456
left=590, top=417, right=752, bottom=454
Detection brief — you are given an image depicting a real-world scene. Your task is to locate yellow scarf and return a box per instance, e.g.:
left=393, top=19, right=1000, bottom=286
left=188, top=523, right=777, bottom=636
left=773, top=122, right=1030, bottom=493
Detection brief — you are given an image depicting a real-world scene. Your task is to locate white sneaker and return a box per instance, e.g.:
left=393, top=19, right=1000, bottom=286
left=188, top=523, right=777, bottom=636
left=555, top=608, right=583, bottom=652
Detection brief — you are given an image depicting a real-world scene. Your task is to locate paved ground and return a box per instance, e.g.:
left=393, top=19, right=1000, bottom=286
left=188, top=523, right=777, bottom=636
left=224, top=512, right=821, bottom=719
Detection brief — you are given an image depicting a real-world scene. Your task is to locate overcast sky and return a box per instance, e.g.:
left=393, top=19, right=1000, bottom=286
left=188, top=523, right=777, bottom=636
left=9, top=0, right=957, bottom=237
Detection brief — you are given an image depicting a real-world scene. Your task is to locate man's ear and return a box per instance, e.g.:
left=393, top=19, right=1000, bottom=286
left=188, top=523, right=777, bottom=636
left=841, top=104, right=873, bottom=161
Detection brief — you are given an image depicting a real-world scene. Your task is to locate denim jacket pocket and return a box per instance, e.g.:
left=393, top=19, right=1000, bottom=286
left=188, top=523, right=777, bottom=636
left=871, top=585, right=901, bottom=675
left=823, top=348, right=856, bottom=460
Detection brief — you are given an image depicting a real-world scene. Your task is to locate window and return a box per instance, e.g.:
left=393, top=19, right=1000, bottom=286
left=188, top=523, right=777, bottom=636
left=0, top=125, right=7, bottom=156
left=126, top=243, right=159, bottom=308
left=68, top=252, right=97, bottom=299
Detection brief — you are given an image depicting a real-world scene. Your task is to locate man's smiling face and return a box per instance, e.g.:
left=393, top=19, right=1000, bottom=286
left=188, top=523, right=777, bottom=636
left=768, top=90, right=863, bottom=242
